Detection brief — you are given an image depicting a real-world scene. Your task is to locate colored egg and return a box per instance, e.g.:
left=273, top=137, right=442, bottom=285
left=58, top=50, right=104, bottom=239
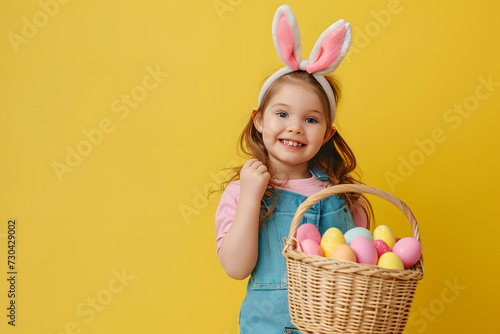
left=344, top=227, right=373, bottom=245
left=373, top=225, right=396, bottom=249
left=373, top=239, right=391, bottom=258
left=300, top=239, right=324, bottom=257
left=350, top=236, right=378, bottom=265
left=320, top=227, right=346, bottom=257
left=297, top=223, right=322, bottom=245
left=377, top=252, right=404, bottom=270
left=331, top=244, right=356, bottom=262
left=392, top=237, right=422, bottom=269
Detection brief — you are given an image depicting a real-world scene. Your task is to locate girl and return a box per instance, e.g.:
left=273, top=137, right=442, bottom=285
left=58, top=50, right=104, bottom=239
left=215, top=5, right=372, bottom=334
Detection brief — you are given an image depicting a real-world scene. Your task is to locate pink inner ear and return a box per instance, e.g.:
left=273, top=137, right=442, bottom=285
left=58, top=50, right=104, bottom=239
left=277, top=13, right=299, bottom=70
left=306, top=25, right=347, bottom=73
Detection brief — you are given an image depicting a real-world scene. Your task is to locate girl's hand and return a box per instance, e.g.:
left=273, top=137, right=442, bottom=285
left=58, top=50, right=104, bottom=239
left=239, top=159, right=270, bottom=201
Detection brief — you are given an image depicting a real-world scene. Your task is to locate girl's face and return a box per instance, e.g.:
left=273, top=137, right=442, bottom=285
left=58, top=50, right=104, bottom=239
left=253, top=83, right=334, bottom=178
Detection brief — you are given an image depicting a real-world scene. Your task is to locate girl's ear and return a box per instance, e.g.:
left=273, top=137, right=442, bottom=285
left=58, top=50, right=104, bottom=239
left=323, top=126, right=336, bottom=144
left=252, top=108, right=263, bottom=133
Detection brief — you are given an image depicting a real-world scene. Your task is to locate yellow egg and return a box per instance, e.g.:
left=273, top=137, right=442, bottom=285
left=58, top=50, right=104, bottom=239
left=331, top=244, right=357, bottom=262
left=320, top=227, right=346, bottom=257
left=373, top=225, right=396, bottom=249
left=377, top=252, right=404, bottom=270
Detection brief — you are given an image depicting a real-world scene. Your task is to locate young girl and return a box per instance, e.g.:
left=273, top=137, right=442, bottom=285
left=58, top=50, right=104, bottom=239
left=215, top=5, right=372, bottom=334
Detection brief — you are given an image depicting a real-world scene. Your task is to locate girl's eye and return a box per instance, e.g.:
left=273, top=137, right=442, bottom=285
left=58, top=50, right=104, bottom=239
left=305, top=118, right=318, bottom=124
left=277, top=112, right=288, bottom=118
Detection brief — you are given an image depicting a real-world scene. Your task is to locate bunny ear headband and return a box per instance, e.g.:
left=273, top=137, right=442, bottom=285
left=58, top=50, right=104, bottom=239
left=258, top=5, right=352, bottom=123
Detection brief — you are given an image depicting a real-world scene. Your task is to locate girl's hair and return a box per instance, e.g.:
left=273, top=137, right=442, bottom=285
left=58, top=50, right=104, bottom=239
left=214, top=70, right=373, bottom=228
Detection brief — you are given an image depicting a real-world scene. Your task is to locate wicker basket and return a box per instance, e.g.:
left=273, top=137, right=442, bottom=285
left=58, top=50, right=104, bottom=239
left=282, top=184, right=424, bottom=334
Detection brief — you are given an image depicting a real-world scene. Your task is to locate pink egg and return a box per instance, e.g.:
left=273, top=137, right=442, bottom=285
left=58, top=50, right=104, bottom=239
left=392, top=237, right=422, bottom=269
left=300, top=239, right=324, bottom=256
left=350, top=236, right=378, bottom=265
left=373, top=239, right=391, bottom=258
left=297, top=223, right=321, bottom=244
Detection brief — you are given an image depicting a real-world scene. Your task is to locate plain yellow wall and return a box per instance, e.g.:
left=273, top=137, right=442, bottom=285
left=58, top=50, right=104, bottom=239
left=1, top=1, right=499, bottom=333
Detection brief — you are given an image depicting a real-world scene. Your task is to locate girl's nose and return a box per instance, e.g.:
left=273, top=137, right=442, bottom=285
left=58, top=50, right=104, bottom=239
left=288, top=123, right=303, bottom=134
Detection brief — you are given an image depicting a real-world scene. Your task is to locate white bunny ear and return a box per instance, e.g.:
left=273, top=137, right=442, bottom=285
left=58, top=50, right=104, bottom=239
left=272, top=5, right=302, bottom=70
left=306, top=19, right=351, bottom=75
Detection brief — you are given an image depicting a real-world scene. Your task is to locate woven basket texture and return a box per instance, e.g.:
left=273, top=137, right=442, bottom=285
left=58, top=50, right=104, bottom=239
left=282, top=184, right=424, bottom=334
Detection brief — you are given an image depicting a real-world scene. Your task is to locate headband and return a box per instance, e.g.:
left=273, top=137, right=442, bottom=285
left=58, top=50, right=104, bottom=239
left=258, top=5, right=352, bottom=123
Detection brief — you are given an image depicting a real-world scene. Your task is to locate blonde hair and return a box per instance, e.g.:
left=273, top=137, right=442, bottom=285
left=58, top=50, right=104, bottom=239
left=214, top=71, right=373, bottom=228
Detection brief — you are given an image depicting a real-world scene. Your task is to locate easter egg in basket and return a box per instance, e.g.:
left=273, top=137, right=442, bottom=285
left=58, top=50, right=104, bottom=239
left=392, top=237, right=422, bottom=269
left=320, top=227, right=346, bottom=257
left=330, top=244, right=356, bottom=262
left=373, top=239, right=391, bottom=258
left=378, top=252, right=404, bottom=270
left=299, top=239, right=324, bottom=256
left=344, top=227, right=373, bottom=245
left=350, top=236, right=377, bottom=265
left=373, top=225, right=396, bottom=249
left=297, top=223, right=321, bottom=245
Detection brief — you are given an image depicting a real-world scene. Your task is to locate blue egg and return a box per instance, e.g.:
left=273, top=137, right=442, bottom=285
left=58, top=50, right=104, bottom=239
left=344, top=227, right=373, bottom=245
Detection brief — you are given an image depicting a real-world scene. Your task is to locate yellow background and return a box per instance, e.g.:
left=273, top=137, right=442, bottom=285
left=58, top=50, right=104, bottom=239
left=1, top=0, right=499, bottom=333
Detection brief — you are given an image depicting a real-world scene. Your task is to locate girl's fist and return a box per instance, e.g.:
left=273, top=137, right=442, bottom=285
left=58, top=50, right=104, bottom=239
left=239, top=159, right=270, bottom=200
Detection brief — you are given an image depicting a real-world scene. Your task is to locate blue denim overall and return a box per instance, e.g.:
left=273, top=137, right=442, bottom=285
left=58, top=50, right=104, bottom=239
left=239, top=169, right=355, bottom=334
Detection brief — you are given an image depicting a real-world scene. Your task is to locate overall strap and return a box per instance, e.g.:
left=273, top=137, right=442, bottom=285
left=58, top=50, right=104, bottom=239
left=309, top=168, right=329, bottom=181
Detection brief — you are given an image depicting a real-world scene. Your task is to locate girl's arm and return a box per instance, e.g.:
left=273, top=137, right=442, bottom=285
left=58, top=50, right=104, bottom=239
left=218, top=159, right=270, bottom=280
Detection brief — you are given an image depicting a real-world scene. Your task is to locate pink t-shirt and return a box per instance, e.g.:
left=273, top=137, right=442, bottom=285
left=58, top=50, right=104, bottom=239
left=215, top=176, right=368, bottom=258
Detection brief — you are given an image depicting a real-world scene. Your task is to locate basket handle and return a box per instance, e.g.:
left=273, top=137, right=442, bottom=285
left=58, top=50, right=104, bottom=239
left=283, top=184, right=420, bottom=252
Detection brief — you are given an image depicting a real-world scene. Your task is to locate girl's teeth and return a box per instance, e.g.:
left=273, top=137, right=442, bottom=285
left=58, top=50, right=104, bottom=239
left=281, top=140, right=303, bottom=147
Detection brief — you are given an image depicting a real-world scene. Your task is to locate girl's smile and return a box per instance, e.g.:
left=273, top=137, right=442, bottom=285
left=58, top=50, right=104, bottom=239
left=279, top=139, right=306, bottom=149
